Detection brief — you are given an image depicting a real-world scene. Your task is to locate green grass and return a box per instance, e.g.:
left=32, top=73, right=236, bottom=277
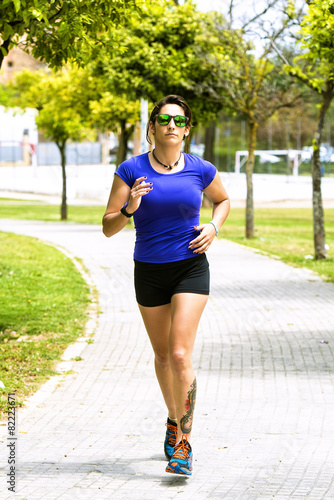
left=0, top=201, right=333, bottom=281
left=201, top=207, right=334, bottom=282
left=0, top=199, right=105, bottom=224
left=0, top=232, right=91, bottom=420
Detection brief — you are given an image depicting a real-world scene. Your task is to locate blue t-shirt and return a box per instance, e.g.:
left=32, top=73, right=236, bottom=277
left=115, top=152, right=217, bottom=263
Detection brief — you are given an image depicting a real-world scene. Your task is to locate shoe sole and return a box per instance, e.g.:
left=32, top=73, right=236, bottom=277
left=165, top=465, right=192, bottom=476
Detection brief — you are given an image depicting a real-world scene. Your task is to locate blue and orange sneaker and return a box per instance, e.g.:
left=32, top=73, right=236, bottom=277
left=164, top=417, right=177, bottom=460
left=165, top=435, right=193, bottom=476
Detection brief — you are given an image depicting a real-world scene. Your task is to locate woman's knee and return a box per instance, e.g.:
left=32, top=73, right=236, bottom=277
left=169, top=349, right=192, bottom=373
left=155, top=351, right=170, bottom=369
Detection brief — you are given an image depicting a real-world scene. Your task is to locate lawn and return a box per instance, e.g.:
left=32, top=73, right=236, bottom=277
left=0, top=198, right=332, bottom=281
left=201, top=206, right=334, bottom=282
left=0, top=231, right=91, bottom=420
left=0, top=199, right=105, bottom=224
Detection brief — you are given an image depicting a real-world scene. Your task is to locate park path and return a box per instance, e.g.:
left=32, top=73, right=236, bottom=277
left=1, top=219, right=334, bottom=500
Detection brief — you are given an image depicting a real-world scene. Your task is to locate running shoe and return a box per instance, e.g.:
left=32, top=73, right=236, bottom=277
left=164, top=417, right=177, bottom=460
left=165, top=435, right=193, bottom=476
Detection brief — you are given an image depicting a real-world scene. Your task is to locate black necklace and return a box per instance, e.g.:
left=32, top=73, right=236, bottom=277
left=152, top=149, right=182, bottom=170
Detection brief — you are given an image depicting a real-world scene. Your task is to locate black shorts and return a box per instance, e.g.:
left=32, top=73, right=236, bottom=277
left=134, top=253, right=210, bottom=307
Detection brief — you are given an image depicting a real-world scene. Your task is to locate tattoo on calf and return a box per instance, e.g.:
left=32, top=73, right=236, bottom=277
left=180, top=378, right=197, bottom=434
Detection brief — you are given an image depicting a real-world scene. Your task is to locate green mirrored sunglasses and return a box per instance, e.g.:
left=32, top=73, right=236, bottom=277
left=156, top=114, right=188, bottom=127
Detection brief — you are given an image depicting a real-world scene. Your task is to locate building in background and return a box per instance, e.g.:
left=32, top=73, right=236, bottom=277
left=0, top=46, right=45, bottom=84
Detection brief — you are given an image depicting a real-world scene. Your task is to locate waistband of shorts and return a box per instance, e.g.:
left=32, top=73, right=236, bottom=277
left=134, top=253, right=206, bottom=270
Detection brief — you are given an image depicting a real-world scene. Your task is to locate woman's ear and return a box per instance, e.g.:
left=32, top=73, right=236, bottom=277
left=148, top=121, right=155, bottom=135
left=148, top=121, right=155, bottom=143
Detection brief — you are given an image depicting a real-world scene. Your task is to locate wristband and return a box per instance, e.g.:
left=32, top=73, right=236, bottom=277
left=209, top=220, right=219, bottom=237
left=120, top=203, right=135, bottom=218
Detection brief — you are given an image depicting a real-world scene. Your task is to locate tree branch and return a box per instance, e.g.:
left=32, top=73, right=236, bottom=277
left=271, top=39, right=291, bottom=65
left=263, top=94, right=303, bottom=120
left=241, top=0, right=280, bottom=31
left=227, top=0, right=234, bottom=28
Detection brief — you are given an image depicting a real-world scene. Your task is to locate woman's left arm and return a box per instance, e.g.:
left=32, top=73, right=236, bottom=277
left=188, top=171, right=230, bottom=254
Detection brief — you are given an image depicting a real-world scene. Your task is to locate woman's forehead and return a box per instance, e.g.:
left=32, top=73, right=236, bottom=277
left=159, top=103, right=185, bottom=116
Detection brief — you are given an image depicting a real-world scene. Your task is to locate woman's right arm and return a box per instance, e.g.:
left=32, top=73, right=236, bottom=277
left=102, top=175, right=152, bottom=237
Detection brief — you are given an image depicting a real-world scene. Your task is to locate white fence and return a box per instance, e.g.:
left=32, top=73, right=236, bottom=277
left=221, top=172, right=334, bottom=203
left=1, top=164, right=333, bottom=204
left=0, top=164, right=114, bottom=202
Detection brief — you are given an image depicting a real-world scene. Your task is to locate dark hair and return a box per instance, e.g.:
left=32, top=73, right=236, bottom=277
left=146, top=94, right=192, bottom=145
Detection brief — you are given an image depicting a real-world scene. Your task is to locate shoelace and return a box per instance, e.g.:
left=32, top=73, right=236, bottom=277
left=166, top=422, right=177, bottom=443
left=172, top=436, right=190, bottom=459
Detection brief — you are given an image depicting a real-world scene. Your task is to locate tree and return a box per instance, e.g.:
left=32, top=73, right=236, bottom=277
left=89, top=92, right=140, bottom=166
left=10, top=69, right=95, bottom=220
left=194, top=1, right=303, bottom=238
left=72, top=68, right=140, bottom=167
left=0, top=0, right=145, bottom=69
left=89, top=1, right=226, bottom=149
left=274, top=0, right=334, bottom=259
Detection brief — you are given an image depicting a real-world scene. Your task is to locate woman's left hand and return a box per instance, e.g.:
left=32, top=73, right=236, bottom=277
left=188, top=224, right=216, bottom=254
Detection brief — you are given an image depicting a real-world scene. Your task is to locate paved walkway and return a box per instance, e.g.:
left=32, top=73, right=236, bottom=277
left=1, top=219, right=334, bottom=500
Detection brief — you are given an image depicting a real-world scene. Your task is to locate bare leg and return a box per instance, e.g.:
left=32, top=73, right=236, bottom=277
left=169, top=293, right=209, bottom=443
left=138, top=303, right=176, bottom=419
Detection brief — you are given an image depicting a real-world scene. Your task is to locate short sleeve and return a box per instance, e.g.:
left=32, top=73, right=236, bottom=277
left=201, top=159, right=217, bottom=189
left=114, top=159, right=136, bottom=188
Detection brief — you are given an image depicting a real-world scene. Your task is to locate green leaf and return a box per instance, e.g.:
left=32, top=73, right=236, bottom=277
left=12, top=0, right=21, bottom=13
left=31, top=9, right=43, bottom=21
left=1, top=46, right=9, bottom=57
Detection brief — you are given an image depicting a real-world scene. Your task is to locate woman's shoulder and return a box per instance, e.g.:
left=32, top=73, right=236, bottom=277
left=119, top=152, right=149, bottom=170
left=184, top=153, right=217, bottom=188
left=115, top=153, right=149, bottom=186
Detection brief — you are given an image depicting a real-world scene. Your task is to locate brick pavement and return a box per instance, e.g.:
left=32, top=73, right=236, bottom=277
left=0, top=219, right=334, bottom=500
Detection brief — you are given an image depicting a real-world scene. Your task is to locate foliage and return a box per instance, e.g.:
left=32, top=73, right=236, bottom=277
left=285, top=0, right=334, bottom=89
left=8, top=68, right=96, bottom=219
left=198, top=31, right=302, bottom=125
left=280, top=0, right=334, bottom=259
left=0, top=0, right=144, bottom=68
left=298, top=0, right=334, bottom=66
left=89, top=93, right=140, bottom=136
left=193, top=2, right=304, bottom=238
left=76, top=70, right=141, bottom=165
left=0, top=81, right=16, bottom=106
left=10, top=68, right=95, bottom=145
left=90, top=1, right=226, bottom=128
left=67, top=0, right=231, bottom=164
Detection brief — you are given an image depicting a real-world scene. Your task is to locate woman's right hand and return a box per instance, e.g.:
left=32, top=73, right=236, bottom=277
left=127, top=176, right=153, bottom=213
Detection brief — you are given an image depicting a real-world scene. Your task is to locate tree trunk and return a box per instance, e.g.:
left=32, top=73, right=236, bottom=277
left=312, top=84, right=333, bottom=259
left=204, top=121, right=216, bottom=164
left=57, top=141, right=67, bottom=221
left=116, top=120, right=127, bottom=168
left=116, top=120, right=135, bottom=168
left=202, top=121, right=216, bottom=208
left=245, top=121, right=257, bottom=238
